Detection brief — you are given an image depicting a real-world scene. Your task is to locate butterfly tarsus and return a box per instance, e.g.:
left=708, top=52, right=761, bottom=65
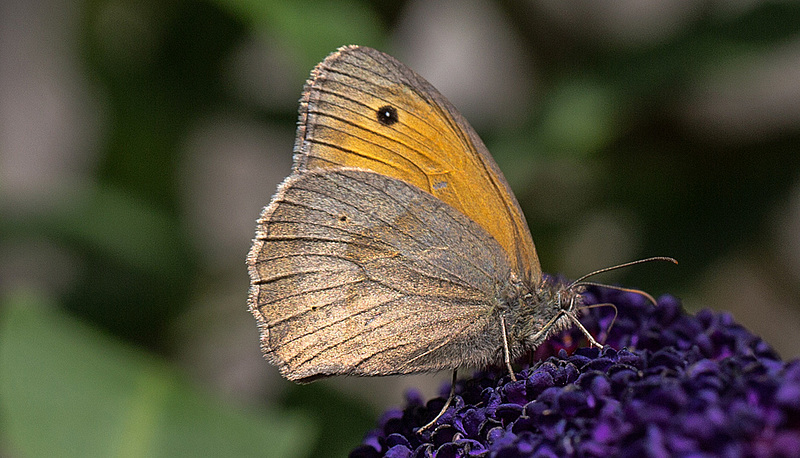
left=417, top=369, right=458, bottom=434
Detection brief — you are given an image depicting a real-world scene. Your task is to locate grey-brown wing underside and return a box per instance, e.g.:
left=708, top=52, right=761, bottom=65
left=247, top=169, right=513, bottom=382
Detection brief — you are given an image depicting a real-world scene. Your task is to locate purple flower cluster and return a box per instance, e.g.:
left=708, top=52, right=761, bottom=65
left=350, top=285, right=800, bottom=457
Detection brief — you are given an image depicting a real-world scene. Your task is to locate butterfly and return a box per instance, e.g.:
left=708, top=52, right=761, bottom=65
left=247, top=45, right=670, bottom=389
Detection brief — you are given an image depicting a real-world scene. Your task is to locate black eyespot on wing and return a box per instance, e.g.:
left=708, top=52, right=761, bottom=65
left=376, top=105, right=399, bottom=126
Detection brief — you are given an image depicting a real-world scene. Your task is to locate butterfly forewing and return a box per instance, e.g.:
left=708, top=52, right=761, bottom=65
left=294, top=45, right=540, bottom=283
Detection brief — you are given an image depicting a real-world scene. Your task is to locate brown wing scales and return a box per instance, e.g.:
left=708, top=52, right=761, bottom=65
left=247, top=169, right=512, bottom=381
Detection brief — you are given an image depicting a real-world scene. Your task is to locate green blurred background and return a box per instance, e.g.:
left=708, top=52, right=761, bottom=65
left=2, top=0, right=799, bottom=456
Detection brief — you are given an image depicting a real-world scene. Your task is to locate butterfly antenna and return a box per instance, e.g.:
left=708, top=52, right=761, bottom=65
left=568, top=257, right=677, bottom=288
left=577, top=282, right=658, bottom=306
left=567, top=256, right=677, bottom=305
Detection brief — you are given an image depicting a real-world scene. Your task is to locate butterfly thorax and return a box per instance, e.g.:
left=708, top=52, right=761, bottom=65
left=503, top=277, right=585, bottom=355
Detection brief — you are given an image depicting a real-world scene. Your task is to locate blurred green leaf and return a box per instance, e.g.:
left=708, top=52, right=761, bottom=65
left=0, top=292, right=314, bottom=458
left=213, top=0, right=385, bottom=68
left=283, top=382, right=377, bottom=457
left=5, top=183, right=188, bottom=279
left=538, top=78, right=622, bottom=155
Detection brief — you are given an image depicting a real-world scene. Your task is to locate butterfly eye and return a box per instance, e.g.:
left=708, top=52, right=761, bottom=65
left=376, top=105, right=399, bottom=125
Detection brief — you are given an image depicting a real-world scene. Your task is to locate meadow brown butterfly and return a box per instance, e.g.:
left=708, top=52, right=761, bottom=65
left=247, top=45, right=667, bottom=385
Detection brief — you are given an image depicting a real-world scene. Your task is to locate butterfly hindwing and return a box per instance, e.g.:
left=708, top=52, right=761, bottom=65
left=248, top=169, right=513, bottom=381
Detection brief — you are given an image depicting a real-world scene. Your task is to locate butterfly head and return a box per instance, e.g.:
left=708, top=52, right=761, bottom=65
left=509, top=277, right=595, bottom=352
left=517, top=257, right=678, bottom=352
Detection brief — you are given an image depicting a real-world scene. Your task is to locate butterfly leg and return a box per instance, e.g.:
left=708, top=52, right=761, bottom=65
left=501, top=314, right=517, bottom=381
left=565, top=308, right=602, bottom=347
left=417, top=369, right=458, bottom=433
